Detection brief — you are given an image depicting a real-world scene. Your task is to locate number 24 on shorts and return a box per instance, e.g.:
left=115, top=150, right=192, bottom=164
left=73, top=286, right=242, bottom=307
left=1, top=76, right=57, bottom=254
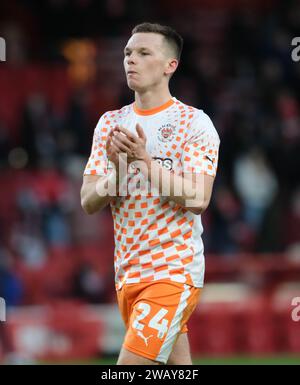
left=132, top=302, right=169, bottom=339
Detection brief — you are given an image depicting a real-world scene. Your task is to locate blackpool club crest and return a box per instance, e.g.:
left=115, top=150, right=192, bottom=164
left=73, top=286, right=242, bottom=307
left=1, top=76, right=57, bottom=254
left=158, top=123, right=175, bottom=142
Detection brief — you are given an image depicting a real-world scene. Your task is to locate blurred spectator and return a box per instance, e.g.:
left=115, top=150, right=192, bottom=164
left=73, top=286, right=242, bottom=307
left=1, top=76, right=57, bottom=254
left=0, top=123, right=11, bottom=167
left=233, top=147, right=278, bottom=231
left=284, top=187, right=300, bottom=253
left=207, top=185, right=246, bottom=254
left=20, top=93, right=61, bottom=168
left=72, top=262, right=106, bottom=304
left=0, top=248, right=23, bottom=306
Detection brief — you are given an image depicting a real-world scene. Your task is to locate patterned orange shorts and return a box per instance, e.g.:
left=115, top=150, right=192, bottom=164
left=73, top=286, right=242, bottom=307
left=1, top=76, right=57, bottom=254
left=117, top=279, right=201, bottom=364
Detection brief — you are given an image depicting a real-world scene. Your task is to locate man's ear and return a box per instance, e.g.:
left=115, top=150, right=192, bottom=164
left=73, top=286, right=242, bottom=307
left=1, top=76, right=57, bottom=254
left=165, top=59, right=178, bottom=77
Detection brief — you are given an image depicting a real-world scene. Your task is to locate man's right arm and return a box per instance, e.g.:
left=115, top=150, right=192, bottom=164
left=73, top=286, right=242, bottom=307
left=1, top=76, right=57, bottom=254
left=81, top=123, right=131, bottom=215
left=81, top=117, right=122, bottom=215
left=80, top=172, right=117, bottom=215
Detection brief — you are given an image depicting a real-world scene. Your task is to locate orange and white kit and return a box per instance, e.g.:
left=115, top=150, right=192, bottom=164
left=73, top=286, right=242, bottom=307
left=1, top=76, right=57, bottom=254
left=84, top=97, right=220, bottom=291
left=117, top=279, right=201, bottom=363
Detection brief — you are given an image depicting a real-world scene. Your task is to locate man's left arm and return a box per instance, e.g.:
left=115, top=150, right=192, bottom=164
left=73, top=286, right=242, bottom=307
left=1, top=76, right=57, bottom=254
left=138, top=156, right=215, bottom=215
left=111, top=113, right=220, bottom=215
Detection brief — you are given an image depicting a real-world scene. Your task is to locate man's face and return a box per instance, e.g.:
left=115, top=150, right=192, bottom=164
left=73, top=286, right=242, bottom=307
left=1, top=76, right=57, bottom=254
left=124, top=33, right=174, bottom=92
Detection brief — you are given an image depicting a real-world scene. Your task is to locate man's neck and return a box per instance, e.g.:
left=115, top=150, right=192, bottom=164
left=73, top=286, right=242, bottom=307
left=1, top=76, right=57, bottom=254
left=134, top=87, right=172, bottom=110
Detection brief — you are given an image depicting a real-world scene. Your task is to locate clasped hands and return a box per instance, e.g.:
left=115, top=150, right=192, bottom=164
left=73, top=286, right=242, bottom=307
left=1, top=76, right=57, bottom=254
left=106, top=124, right=151, bottom=167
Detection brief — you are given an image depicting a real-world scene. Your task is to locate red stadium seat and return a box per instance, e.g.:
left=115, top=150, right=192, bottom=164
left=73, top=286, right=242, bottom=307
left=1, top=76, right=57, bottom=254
left=238, top=297, right=277, bottom=354
left=189, top=302, right=239, bottom=355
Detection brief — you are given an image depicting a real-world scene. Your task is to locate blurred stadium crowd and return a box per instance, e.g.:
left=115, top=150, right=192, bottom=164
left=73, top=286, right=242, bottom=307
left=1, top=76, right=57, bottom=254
left=0, top=0, right=300, bottom=307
